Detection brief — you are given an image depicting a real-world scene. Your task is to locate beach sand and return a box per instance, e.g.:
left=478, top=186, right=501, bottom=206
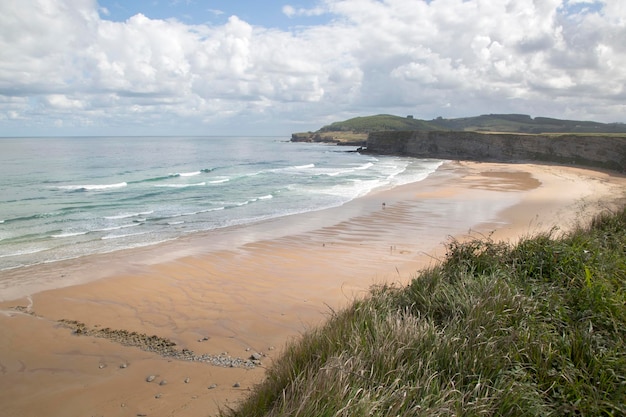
left=0, top=161, right=624, bottom=417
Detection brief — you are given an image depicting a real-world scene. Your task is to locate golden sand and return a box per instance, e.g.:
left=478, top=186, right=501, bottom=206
left=1, top=161, right=624, bottom=417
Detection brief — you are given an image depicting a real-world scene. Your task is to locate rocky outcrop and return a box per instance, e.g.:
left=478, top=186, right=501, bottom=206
left=291, top=132, right=367, bottom=146
left=364, top=131, right=626, bottom=173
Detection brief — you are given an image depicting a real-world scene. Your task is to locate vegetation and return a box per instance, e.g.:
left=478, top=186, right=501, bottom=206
left=290, top=131, right=368, bottom=145
left=221, top=206, right=626, bottom=416
left=292, top=114, right=626, bottom=141
left=319, top=114, right=443, bottom=133
left=429, top=114, right=626, bottom=134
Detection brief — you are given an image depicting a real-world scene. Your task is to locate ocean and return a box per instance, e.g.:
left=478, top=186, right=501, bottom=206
left=0, top=136, right=443, bottom=272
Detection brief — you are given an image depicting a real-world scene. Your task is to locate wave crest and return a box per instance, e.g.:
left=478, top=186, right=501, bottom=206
left=56, top=182, right=128, bottom=192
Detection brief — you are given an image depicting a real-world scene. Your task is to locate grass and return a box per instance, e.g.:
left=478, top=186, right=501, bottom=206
left=320, top=114, right=442, bottom=133
left=220, top=206, right=626, bottom=416
left=299, top=114, right=626, bottom=135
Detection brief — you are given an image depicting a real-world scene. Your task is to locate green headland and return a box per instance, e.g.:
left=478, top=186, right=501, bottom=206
left=291, top=113, right=626, bottom=145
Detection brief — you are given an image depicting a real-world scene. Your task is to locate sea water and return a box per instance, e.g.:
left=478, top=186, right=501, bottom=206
left=0, top=136, right=443, bottom=271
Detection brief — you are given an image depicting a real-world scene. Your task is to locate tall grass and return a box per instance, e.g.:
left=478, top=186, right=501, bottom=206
left=221, top=207, right=626, bottom=416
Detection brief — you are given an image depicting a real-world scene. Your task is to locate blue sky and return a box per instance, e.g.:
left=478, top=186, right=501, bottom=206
left=1, top=0, right=624, bottom=136
left=98, top=0, right=332, bottom=28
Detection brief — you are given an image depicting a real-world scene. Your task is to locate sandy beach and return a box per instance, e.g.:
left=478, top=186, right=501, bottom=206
left=1, top=161, right=624, bottom=417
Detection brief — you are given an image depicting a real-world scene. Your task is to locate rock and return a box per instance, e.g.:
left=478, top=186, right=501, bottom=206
left=250, top=352, right=263, bottom=361
left=155, top=393, right=162, bottom=399
left=184, top=377, right=190, bottom=384
left=57, top=320, right=261, bottom=369
left=98, top=363, right=106, bottom=369
left=208, top=384, right=217, bottom=389
left=233, top=382, right=241, bottom=388
left=159, top=380, right=167, bottom=386
left=146, top=375, right=156, bottom=382
left=365, top=130, right=626, bottom=174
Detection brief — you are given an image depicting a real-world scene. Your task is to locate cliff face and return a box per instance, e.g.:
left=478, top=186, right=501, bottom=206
left=365, top=131, right=626, bottom=173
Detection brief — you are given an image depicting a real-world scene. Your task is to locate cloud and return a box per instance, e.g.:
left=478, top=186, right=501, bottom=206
left=282, top=4, right=328, bottom=18
left=0, top=0, right=624, bottom=135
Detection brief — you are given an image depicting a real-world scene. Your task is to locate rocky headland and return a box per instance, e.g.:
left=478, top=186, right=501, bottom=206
left=291, top=114, right=626, bottom=173
left=363, top=130, right=626, bottom=173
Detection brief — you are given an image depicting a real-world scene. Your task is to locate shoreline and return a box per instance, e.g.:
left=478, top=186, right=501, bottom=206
left=1, top=161, right=624, bottom=417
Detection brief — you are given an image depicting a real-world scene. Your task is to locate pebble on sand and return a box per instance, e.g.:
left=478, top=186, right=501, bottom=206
left=146, top=375, right=156, bottom=382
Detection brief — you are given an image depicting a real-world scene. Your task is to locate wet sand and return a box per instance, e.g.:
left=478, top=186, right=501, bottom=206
left=1, top=161, right=624, bottom=417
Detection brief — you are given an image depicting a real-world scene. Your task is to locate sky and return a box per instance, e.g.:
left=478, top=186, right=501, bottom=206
left=0, top=0, right=624, bottom=137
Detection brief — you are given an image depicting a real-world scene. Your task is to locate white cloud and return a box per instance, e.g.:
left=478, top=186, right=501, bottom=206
left=0, top=0, right=624, bottom=136
left=282, top=4, right=327, bottom=18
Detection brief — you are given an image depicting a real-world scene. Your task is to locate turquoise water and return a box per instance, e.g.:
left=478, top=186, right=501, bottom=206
left=0, top=136, right=442, bottom=271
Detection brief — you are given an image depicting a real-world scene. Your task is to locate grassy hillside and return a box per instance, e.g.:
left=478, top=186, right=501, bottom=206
left=293, top=114, right=626, bottom=141
left=221, top=206, right=626, bottom=416
left=429, top=114, right=626, bottom=134
left=319, top=114, right=442, bottom=133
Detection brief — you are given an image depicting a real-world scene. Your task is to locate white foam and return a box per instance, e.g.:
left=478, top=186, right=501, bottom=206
left=170, top=206, right=225, bottom=218
left=101, top=231, right=147, bottom=240
left=209, top=178, right=230, bottom=184
left=96, top=223, right=140, bottom=232
left=154, top=182, right=206, bottom=188
left=179, top=171, right=201, bottom=177
left=57, top=182, right=128, bottom=191
left=0, top=247, right=47, bottom=258
left=355, top=162, right=374, bottom=170
left=105, top=210, right=154, bottom=220
left=51, top=231, right=88, bottom=238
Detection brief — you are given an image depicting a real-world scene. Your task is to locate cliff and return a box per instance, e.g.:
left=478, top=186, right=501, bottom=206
left=365, top=131, right=626, bottom=173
